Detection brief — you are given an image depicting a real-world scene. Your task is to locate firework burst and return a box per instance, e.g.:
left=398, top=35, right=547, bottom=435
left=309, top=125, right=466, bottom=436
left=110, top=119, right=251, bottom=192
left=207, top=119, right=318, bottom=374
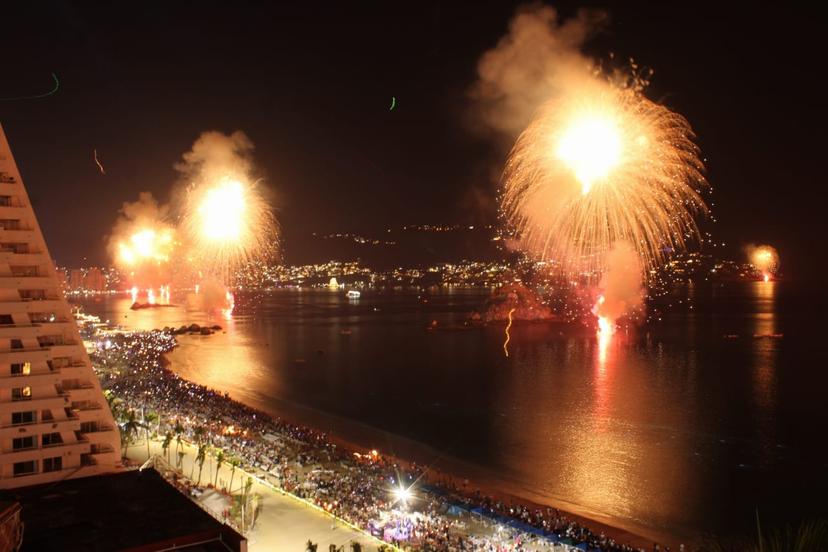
left=501, top=72, right=709, bottom=277
left=181, top=175, right=277, bottom=280
left=748, top=244, right=779, bottom=281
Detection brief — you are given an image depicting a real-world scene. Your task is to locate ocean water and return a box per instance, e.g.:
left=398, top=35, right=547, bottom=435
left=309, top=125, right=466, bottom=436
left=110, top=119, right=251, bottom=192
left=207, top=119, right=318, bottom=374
left=77, top=282, right=828, bottom=543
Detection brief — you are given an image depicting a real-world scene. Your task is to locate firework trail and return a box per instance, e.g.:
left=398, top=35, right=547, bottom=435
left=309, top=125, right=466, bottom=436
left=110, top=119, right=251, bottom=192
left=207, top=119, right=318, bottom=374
left=0, top=73, right=59, bottom=101
left=94, top=149, right=106, bottom=175
left=503, top=307, right=516, bottom=357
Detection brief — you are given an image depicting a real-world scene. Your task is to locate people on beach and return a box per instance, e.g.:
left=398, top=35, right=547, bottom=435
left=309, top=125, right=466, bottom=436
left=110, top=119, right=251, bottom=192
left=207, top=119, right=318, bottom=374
left=90, top=327, right=651, bottom=552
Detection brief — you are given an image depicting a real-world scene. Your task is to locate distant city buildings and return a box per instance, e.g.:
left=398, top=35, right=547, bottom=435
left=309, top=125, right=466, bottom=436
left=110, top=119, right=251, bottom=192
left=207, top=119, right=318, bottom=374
left=52, top=265, right=119, bottom=294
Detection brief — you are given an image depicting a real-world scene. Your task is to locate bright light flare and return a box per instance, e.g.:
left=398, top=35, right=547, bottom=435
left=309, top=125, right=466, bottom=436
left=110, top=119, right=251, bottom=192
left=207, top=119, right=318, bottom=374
left=597, top=315, right=615, bottom=336
left=197, top=179, right=245, bottom=243
left=391, top=484, right=413, bottom=507
left=116, top=228, right=175, bottom=267
left=221, top=290, right=235, bottom=320
left=556, top=113, right=623, bottom=195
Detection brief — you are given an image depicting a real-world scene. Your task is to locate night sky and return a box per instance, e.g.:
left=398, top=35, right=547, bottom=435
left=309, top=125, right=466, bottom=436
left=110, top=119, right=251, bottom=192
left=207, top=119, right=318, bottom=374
left=1, top=2, right=824, bottom=279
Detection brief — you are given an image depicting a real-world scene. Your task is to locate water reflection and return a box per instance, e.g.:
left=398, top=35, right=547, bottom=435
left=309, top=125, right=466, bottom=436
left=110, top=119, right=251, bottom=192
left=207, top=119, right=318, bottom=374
left=73, top=283, right=828, bottom=542
left=750, top=281, right=778, bottom=465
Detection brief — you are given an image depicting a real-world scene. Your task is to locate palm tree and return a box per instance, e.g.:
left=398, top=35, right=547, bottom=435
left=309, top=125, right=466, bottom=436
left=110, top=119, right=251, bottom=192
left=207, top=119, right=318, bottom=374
left=173, top=420, right=184, bottom=456
left=119, top=409, right=141, bottom=459
left=103, top=390, right=123, bottom=419
left=214, top=449, right=225, bottom=488
left=161, top=432, right=173, bottom=463
left=175, top=434, right=184, bottom=468
left=142, top=410, right=159, bottom=460
left=195, top=443, right=207, bottom=486
left=228, top=457, right=241, bottom=493
left=193, top=425, right=206, bottom=445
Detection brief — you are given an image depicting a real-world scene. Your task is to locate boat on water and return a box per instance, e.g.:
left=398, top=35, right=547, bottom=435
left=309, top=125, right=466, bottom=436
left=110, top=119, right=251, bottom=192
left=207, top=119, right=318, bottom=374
left=346, top=290, right=361, bottom=299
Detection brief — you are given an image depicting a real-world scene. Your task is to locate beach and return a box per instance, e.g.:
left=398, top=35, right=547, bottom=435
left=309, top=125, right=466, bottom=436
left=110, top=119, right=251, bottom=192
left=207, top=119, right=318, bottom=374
left=90, top=320, right=668, bottom=551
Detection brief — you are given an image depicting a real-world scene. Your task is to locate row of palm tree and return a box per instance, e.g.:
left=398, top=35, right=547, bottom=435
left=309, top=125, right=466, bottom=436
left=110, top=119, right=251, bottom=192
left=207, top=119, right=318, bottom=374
left=105, top=390, right=161, bottom=460
left=105, top=391, right=246, bottom=496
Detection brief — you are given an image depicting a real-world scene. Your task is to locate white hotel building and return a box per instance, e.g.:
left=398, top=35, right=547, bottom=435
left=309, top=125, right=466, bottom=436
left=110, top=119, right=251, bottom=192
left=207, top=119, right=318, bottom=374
left=0, top=124, right=120, bottom=488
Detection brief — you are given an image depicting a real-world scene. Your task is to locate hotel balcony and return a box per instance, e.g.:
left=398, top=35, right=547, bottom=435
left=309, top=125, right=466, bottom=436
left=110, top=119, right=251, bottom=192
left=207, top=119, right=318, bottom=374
left=63, top=384, right=99, bottom=403
left=0, top=393, right=70, bottom=413
left=0, top=321, right=74, bottom=339
left=2, top=299, right=64, bottom=315
left=1, top=439, right=91, bottom=464
left=0, top=342, right=82, bottom=365
left=0, top=276, right=54, bottom=289
left=0, top=416, right=81, bottom=440
left=0, top=228, right=36, bottom=242
left=80, top=424, right=117, bottom=446
left=0, top=370, right=61, bottom=387
left=0, top=253, right=46, bottom=266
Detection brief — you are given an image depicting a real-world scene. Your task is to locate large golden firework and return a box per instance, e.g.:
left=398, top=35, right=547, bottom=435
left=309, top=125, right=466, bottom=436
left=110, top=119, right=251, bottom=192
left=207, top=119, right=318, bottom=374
left=502, top=74, right=708, bottom=276
left=181, top=175, right=277, bottom=280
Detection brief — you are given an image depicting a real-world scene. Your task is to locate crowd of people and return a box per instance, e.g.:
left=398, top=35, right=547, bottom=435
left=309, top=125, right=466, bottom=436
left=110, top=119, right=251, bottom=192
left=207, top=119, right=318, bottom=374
left=89, top=326, right=665, bottom=552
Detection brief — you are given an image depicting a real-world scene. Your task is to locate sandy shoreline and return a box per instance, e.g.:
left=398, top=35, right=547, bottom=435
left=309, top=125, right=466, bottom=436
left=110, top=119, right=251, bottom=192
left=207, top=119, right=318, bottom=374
left=165, top=341, right=687, bottom=550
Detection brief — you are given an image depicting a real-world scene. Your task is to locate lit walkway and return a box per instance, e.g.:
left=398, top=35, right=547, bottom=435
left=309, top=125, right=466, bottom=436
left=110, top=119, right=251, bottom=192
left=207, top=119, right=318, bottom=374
left=126, top=438, right=379, bottom=551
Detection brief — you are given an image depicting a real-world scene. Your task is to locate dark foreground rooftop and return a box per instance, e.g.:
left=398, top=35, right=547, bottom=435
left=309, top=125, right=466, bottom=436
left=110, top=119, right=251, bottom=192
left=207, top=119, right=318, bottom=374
left=2, top=468, right=245, bottom=552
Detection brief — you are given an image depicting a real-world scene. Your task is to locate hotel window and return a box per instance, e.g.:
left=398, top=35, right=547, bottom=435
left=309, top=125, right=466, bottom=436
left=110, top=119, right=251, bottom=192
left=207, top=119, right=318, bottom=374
left=43, top=456, right=62, bottom=473
left=0, top=218, right=21, bottom=229
left=11, top=362, right=31, bottom=376
left=80, top=421, right=98, bottom=433
left=11, top=411, right=36, bottom=425
left=12, top=436, right=35, bottom=451
left=0, top=196, right=11, bottom=207
left=10, top=266, right=39, bottom=277
left=13, top=460, right=37, bottom=477
left=0, top=314, right=13, bottom=325
left=10, top=339, right=23, bottom=349
left=42, top=432, right=63, bottom=447
left=12, top=386, right=32, bottom=401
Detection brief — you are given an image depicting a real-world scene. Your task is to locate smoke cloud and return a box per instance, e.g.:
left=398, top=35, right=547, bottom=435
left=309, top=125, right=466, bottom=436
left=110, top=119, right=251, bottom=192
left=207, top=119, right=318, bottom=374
left=470, top=4, right=606, bottom=141
left=107, top=192, right=176, bottom=288
left=594, top=242, right=644, bottom=325
left=175, top=130, right=255, bottom=185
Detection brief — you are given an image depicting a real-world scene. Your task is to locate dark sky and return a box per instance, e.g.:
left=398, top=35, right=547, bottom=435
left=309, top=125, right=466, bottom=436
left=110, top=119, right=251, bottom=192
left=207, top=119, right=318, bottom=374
left=0, top=2, right=824, bottom=278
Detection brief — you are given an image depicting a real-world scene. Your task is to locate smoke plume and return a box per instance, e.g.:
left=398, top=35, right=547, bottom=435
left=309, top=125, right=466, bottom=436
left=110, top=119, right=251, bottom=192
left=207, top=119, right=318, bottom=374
left=175, top=130, right=255, bottom=185
left=594, top=242, right=644, bottom=326
left=470, top=4, right=606, bottom=141
left=107, top=192, right=176, bottom=288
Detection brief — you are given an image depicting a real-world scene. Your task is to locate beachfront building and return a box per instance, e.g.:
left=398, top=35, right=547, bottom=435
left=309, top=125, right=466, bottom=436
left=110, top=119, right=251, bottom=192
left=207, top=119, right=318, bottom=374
left=0, top=124, right=120, bottom=488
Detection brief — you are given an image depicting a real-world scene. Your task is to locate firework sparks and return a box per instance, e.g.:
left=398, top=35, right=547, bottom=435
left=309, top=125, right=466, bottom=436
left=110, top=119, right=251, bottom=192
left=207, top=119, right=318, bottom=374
left=221, top=290, right=235, bottom=320
left=502, top=73, right=708, bottom=276
left=503, top=307, right=516, bottom=357
left=177, top=131, right=278, bottom=283
left=748, top=244, right=779, bottom=281
left=116, top=228, right=175, bottom=267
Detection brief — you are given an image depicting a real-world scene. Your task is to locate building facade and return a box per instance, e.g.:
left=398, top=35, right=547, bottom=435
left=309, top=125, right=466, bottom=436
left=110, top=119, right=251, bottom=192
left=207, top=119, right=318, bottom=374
left=0, top=124, right=120, bottom=488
